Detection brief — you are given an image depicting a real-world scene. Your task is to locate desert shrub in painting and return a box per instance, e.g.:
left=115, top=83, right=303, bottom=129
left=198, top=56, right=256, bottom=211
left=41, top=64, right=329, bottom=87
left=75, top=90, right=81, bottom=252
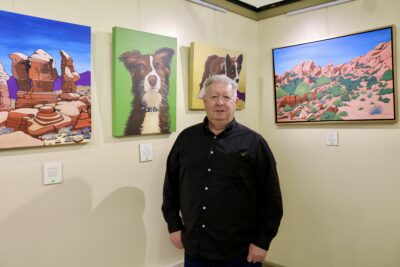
left=378, top=88, right=393, bottom=95
left=276, top=87, right=288, bottom=99
left=378, top=96, right=391, bottom=103
left=381, top=70, right=393, bottom=81
left=320, top=111, right=343, bottom=121
left=294, top=82, right=311, bottom=96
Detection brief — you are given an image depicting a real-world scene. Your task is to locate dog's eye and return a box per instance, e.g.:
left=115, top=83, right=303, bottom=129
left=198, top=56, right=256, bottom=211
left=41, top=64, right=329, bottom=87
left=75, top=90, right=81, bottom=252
left=154, top=63, right=161, bottom=69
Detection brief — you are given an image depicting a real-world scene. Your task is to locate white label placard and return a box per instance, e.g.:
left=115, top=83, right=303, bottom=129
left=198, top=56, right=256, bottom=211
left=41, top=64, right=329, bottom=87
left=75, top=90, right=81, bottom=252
left=43, top=161, right=63, bottom=185
left=139, top=143, right=153, bottom=162
left=326, top=131, right=339, bottom=146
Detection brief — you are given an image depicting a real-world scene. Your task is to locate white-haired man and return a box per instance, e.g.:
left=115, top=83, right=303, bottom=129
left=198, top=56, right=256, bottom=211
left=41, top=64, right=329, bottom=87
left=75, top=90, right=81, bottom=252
left=162, top=75, right=283, bottom=267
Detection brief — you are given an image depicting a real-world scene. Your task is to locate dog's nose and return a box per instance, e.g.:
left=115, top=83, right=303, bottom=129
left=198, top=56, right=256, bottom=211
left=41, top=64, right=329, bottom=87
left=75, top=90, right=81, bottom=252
left=148, top=75, right=158, bottom=87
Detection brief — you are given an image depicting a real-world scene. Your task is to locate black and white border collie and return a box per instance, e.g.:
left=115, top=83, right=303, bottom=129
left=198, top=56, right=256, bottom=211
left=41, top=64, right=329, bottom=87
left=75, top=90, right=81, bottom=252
left=198, top=53, right=243, bottom=98
left=119, top=48, right=174, bottom=135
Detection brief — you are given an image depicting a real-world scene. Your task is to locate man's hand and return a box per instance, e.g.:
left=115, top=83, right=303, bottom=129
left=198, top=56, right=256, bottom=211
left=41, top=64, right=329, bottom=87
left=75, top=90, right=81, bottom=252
left=169, top=230, right=184, bottom=249
left=247, top=243, right=267, bottom=263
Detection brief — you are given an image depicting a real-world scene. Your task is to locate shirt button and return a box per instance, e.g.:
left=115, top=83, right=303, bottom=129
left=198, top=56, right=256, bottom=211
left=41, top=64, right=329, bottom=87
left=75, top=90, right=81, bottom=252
left=204, top=186, right=208, bottom=190
left=207, top=168, right=211, bottom=172
left=210, top=150, right=214, bottom=155
left=202, top=206, right=206, bottom=210
left=214, top=136, right=217, bottom=139
left=202, top=224, right=206, bottom=228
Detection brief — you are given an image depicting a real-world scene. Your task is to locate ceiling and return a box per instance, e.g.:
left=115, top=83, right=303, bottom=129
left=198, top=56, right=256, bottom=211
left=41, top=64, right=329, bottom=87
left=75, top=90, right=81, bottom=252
left=201, top=0, right=342, bottom=20
left=229, top=0, right=298, bottom=10
left=239, top=0, right=286, bottom=8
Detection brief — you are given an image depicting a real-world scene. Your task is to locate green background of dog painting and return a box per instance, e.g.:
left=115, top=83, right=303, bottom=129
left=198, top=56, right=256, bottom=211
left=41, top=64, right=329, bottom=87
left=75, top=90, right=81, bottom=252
left=112, top=27, right=177, bottom=137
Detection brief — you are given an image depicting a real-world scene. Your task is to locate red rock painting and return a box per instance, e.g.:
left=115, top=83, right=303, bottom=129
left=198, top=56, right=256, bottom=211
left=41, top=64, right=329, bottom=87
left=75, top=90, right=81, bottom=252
left=0, top=10, right=91, bottom=150
left=272, top=27, right=395, bottom=123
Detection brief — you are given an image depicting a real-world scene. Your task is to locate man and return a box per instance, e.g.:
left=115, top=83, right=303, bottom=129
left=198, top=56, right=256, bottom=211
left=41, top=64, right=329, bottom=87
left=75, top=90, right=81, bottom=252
left=162, top=75, right=283, bottom=266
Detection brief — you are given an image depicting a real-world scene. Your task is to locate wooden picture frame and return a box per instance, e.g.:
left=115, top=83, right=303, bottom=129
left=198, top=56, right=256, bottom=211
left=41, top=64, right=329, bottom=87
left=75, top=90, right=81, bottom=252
left=272, top=26, right=396, bottom=123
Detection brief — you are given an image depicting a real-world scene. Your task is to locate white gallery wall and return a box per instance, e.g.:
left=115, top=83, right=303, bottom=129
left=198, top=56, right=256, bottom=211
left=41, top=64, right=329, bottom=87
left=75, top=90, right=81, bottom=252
left=259, top=0, right=400, bottom=266
left=1, top=0, right=400, bottom=267
left=0, top=0, right=259, bottom=267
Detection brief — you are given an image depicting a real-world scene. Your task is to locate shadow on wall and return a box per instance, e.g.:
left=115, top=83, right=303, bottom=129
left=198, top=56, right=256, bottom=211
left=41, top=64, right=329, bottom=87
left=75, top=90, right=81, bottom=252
left=0, top=179, right=146, bottom=267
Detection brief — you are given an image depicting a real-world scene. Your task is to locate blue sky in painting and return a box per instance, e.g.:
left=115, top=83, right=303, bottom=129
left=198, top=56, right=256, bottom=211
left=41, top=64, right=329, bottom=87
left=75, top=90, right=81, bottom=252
left=273, top=28, right=392, bottom=75
left=0, top=10, right=90, bottom=75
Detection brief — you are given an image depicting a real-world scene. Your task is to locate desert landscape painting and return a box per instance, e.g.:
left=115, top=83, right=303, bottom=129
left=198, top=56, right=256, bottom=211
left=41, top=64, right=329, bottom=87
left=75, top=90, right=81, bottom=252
left=0, top=10, right=91, bottom=150
left=272, top=26, right=395, bottom=123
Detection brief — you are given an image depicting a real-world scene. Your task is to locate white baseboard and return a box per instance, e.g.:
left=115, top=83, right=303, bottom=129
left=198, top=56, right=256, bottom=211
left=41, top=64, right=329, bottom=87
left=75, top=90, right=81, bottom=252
left=263, top=261, right=285, bottom=267
left=165, top=259, right=184, bottom=267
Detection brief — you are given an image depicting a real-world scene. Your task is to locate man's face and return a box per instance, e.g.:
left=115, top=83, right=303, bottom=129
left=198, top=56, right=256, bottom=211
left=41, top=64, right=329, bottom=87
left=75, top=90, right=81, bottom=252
left=203, top=81, right=237, bottom=125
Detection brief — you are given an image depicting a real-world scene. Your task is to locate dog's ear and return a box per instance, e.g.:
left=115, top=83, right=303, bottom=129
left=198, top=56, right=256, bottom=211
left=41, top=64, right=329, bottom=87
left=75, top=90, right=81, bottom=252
left=119, top=50, right=142, bottom=75
left=154, top=48, right=174, bottom=67
left=225, top=54, right=232, bottom=68
left=237, top=54, right=243, bottom=65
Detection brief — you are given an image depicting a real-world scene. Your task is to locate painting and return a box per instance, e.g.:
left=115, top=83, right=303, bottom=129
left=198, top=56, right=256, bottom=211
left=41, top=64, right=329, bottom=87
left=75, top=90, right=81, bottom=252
left=272, top=26, right=395, bottom=123
left=189, top=42, right=246, bottom=110
left=112, top=27, right=177, bottom=137
left=0, top=10, right=91, bottom=150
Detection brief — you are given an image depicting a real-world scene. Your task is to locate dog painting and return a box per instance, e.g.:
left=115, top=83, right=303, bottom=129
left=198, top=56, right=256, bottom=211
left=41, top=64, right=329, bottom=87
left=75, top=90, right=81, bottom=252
left=189, top=42, right=246, bottom=110
left=198, top=54, right=243, bottom=98
left=119, top=48, right=174, bottom=135
left=112, top=27, right=177, bottom=137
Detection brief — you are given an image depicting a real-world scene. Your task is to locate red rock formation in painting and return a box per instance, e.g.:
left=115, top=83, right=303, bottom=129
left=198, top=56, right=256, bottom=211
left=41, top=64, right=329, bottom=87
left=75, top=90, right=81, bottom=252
left=0, top=111, right=8, bottom=127
left=73, top=111, right=91, bottom=130
left=59, top=50, right=82, bottom=101
left=29, top=49, right=58, bottom=92
left=26, top=105, right=72, bottom=137
left=60, top=50, right=80, bottom=93
left=1, top=48, right=91, bottom=150
left=14, top=49, right=59, bottom=108
left=0, top=62, right=12, bottom=111
left=276, top=41, right=393, bottom=90
left=275, top=41, right=394, bottom=122
left=55, top=101, right=87, bottom=123
left=6, top=108, right=37, bottom=132
left=9, top=52, right=31, bottom=91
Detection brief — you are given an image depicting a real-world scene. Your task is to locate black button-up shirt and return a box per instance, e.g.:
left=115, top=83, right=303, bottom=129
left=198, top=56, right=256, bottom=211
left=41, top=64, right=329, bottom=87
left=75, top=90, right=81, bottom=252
left=162, top=118, right=283, bottom=260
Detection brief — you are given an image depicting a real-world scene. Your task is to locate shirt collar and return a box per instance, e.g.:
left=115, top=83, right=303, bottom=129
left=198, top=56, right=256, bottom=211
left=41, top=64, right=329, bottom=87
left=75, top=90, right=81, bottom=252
left=203, top=117, right=237, bottom=136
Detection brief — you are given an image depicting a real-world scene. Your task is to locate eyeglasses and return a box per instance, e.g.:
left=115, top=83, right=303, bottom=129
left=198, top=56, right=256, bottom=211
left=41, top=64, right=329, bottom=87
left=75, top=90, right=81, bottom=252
left=206, top=95, right=235, bottom=103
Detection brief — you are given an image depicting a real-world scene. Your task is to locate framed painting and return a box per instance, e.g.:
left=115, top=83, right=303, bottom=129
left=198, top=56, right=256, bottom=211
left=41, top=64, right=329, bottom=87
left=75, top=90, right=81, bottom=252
left=0, top=10, right=91, bottom=150
left=112, top=27, right=177, bottom=137
left=189, top=42, right=246, bottom=110
left=272, top=26, right=395, bottom=123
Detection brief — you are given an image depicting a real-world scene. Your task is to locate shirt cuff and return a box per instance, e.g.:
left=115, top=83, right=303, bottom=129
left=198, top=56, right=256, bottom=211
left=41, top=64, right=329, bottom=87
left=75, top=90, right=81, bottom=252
left=252, top=233, right=272, bottom=251
left=167, top=218, right=183, bottom=233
